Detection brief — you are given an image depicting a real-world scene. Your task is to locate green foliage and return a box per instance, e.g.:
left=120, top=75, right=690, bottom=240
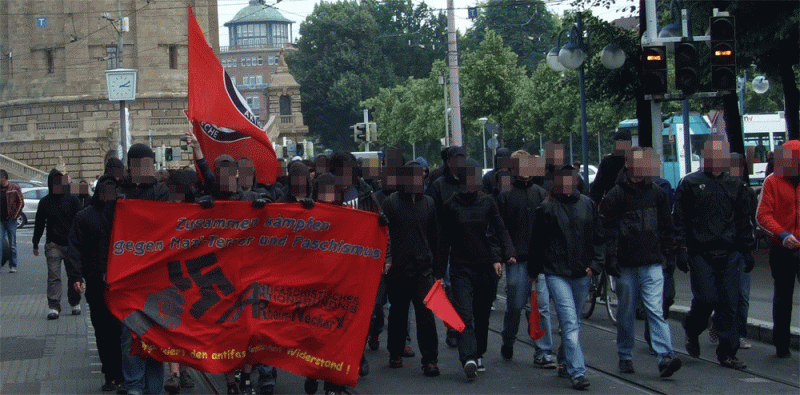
left=462, top=0, right=559, bottom=74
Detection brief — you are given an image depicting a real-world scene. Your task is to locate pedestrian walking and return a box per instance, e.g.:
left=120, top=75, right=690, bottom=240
left=674, top=138, right=754, bottom=370
left=438, top=158, right=516, bottom=381
left=756, top=140, right=800, bottom=359
left=0, top=170, right=23, bottom=273
left=599, top=147, right=682, bottom=378
left=32, top=169, right=83, bottom=319
left=530, top=165, right=604, bottom=390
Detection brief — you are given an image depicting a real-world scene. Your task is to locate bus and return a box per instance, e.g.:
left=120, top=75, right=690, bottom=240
left=742, top=112, right=787, bottom=184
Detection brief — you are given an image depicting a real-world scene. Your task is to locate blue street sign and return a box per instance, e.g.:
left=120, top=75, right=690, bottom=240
left=468, top=7, right=478, bottom=19
left=36, top=17, right=47, bottom=28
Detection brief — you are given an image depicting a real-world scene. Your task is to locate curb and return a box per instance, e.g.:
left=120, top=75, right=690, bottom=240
left=669, top=305, right=800, bottom=351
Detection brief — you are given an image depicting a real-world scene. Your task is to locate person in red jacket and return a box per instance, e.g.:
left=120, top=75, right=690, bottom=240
left=756, top=139, right=800, bottom=359
left=0, top=170, right=23, bottom=272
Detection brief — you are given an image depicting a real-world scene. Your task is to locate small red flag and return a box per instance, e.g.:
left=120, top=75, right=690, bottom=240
left=529, top=288, right=546, bottom=340
left=423, top=281, right=465, bottom=333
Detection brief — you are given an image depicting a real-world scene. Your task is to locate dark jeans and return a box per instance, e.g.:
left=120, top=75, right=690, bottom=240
left=450, top=265, right=498, bottom=364
left=683, top=251, right=743, bottom=361
left=386, top=271, right=438, bottom=364
left=86, top=283, right=123, bottom=382
left=769, top=246, right=800, bottom=354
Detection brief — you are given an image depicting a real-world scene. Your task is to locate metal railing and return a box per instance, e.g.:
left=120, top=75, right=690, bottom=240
left=0, top=153, right=48, bottom=182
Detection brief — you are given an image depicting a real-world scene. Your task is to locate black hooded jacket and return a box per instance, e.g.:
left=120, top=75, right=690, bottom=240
left=590, top=154, right=626, bottom=203
left=529, top=192, right=604, bottom=278
left=599, top=169, right=677, bottom=267
left=32, top=169, right=83, bottom=249
left=496, top=178, right=548, bottom=262
left=438, top=191, right=515, bottom=276
left=66, top=185, right=116, bottom=285
left=382, top=191, right=439, bottom=277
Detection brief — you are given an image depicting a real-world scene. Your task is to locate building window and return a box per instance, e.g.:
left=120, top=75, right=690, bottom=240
left=248, top=24, right=254, bottom=37
left=256, top=75, right=262, bottom=85
left=106, top=46, right=118, bottom=69
left=169, top=45, right=178, bottom=69
left=45, top=49, right=54, bottom=73
left=237, top=25, right=241, bottom=37
left=249, top=75, right=256, bottom=86
left=257, top=56, right=263, bottom=65
left=252, top=96, right=260, bottom=109
left=280, top=95, right=291, bottom=116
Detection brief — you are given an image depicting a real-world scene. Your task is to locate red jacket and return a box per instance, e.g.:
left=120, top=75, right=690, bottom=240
left=2, top=182, right=24, bottom=220
left=757, top=140, right=800, bottom=246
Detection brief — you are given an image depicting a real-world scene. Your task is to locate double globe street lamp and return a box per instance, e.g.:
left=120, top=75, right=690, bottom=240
left=547, top=11, right=625, bottom=181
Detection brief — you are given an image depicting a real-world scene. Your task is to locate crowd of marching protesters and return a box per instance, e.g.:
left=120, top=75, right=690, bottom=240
left=2, top=127, right=798, bottom=395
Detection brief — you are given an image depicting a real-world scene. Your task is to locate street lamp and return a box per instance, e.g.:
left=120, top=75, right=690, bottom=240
left=738, top=71, right=769, bottom=115
left=548, top=12, right=625, bottom=181
left=479, top=117, right=488, bottom=169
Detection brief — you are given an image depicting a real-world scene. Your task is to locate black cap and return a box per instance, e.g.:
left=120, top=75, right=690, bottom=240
left=614, top=129, right=632, bottom=141
left=127, top=143, right=154, bottom=166
left=447, top=146, right=467, bottom=159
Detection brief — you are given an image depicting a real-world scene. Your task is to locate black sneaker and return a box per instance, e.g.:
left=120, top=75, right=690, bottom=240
left=180, top=372, right=195, bottom=388
left=476, top=357, right=485, bottom=372
left=618, top=359, right=635, bottom=374
left=776, top=349, right=791, bottom=358
left=446, top=331, right=459, bottom=348
left=658, top=356, right=682, bottom=378
left=240, top=381, right=256, bottom=395
left=720, top=356, right=747, bottom=370
left=403, top=345, right=415, bottom=357
left=422, top=362, right=440, bottom=377
left=367, top=334, right=379, bottom=351
left=501, top=345, right=513, bottom=361
left=359, top=356, right=369, bottom=376
left=557, top=364, right=569, bottom=378
left=227, top=383, right=240, bottom=394
left=389, top=356, right=403, bottom=368
left=164, top=373, right=181, bottom=394
left=463, top=360, right=477, bottom=380
left=101, top=379, right=118, bottom=392
left=571, top=375, right=590, bottom=390
left=685, top=332, right=700, bottom=358
left=258, top=384, right=274, bottom=395
left=304, top=378, right=318, bottom=394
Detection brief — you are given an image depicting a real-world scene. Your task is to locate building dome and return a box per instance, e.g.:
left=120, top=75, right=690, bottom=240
left=224, top=1, right=293, bottom=26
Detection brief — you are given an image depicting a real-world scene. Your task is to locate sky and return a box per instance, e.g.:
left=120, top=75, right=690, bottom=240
left=216, top=0, right=635, bottom=46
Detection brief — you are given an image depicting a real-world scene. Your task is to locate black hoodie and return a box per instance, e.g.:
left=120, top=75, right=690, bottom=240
left=32, top=169, right=83, bottom=249
left=382, top=190, right=439, bottom=278
left=66, top=176, right=118, bottom=285
left=496, top=177, right=548, bottom=262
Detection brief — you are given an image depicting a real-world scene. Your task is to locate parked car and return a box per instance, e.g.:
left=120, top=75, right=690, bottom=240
left=11, top=179, right=45, bottom=189
left=18, top=187, right=49, bottom=228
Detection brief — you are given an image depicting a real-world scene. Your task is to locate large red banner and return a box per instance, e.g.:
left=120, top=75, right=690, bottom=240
left=106, top=200, right=388, bottom=387
left=186, top=6, right=278, bottom=185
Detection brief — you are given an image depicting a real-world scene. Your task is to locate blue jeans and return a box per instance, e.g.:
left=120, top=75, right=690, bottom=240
left=501, top=262, right=532, bottom=347
left=616, top=264, right=675, bottom=365
left=545, top=275, right=590, bottom=380
left=533, top=273, right=554, bottom=358
left=1, top=220, right=17, bottom=268
left=121, top=329, right=164, bottom=394
left=256, top=364, right=277, bottom=389
left=683, top=251, right=743, bottom=361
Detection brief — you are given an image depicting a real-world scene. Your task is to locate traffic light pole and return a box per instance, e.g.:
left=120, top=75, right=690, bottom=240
left=681, top=9, right=692, bottom=175
left=363, top=109, right=370, bottom=152
left=644, top=0, right=663, bottom=158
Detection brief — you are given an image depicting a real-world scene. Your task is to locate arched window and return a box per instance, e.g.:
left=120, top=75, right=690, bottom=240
left=280, top=95, right=291, bottom=116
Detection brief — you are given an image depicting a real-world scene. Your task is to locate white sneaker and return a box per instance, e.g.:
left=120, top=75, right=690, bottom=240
left=739, top=337, right=752, bottom=349
left=476, top=357, right=486, bottom=372
left=463, top=360, right=477, bottom=380
left=47, top=309, right=59, bottom=320
left=71, top=305, right=81, bottom=315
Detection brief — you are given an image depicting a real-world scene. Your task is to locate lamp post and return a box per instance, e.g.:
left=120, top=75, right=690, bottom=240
left=548, top=12, right=625, bottom=181
left=479, top=117, right=488, bottom=169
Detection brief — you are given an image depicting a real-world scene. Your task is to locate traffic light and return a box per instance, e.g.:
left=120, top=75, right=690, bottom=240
left=674, top=41, right=699, bottom=94
left=296, top=143, right=304, bottom=157
left=164, top=147, right=173, bottom=161
left=710, top=15, right=736, bottom=91
left=641, top=46, right=667, bottom=95
left=367, top=122, right=378, bottom=142
left=353, top=123, right=367, bottom=142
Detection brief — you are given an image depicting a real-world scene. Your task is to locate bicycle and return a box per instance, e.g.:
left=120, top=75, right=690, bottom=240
left=581, top=269, right=618, bottom=324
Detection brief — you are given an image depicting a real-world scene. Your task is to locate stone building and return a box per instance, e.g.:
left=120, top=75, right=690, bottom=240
left=0, top=0, right=219, bottom=180
left=219, top=1, right=308, bottom=157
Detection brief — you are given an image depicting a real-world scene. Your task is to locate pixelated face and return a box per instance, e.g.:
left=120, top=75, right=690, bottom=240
left=130, top=157, right=155, bottom=184
left=237, top=159, right=255, bottom=189
left=384, top=164, right=398, bottom=191
left=774, top=146, right=800, bottom=177
left=332, top=159, right=357, bottom=187
left=108, top=166, right=124, bottom=181
left=218, top=161, right=238, bottom=193
left=702, top=139, right=731, bottom=174
left=496, top=157, right=513, bottom=171
left=728, top=154, right=747, bottom=178
left=384, top=149, right=404, bottom=169
left=78, top=181, right=89, bottom=195
left=97, top=182, right=117, bottom=202
left=168, top=183, right=189, bottom=203
left=459, top=166, right=482, bottom=193
left=290, top=173, right=308, bottom=199
left=614, top=139, right=632, bottom=156
left=398, top=166, right=425, bottom=194
left=496, top=169, right=512, bottom=193
left=627, top=149, right=661, bottom=181
left=447, top=156, right=465, bottom=179
left=316, top=183, right=336, bottom=204
left=552, top=170, right=577, bottom=195
left=315, top=157, right=328, bottom=177
left=361, top=157, right=381, bottom=180
left=545, top=143, right=565, bottom=167
left=51, top=173, right=71, bottom=195
left=514, top=156, right=545, bottom=179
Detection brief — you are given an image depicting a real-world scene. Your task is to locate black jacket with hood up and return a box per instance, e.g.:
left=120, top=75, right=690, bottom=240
left=382, top=191, right=439, bottom=278
left=66, top=184, right=116, bottom=286
left=32, top=169, right=83, bottom=249
left=496, top=178, right=548, bottom=262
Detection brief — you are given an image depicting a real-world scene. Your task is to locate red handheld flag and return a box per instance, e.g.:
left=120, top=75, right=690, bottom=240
left=423, top=281, right=465, bottom=333
left=529, top=288, right=546, bottom=340
left=186, top=6, right=277, bottom=185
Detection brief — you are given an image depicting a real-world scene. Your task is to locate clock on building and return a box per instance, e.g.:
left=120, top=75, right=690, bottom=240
left=105, top=69, right=138, bottom=101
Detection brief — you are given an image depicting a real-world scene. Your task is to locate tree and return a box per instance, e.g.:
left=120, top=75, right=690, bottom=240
left=462, top=0, right=559, bottom=74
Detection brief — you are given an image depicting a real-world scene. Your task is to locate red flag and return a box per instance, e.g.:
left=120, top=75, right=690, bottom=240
left=106, top=200, right=388, bottom=387
left=186, top=7, right=277, bottom=185
left=529, top=288, right=546, bottom=340
left=423, top=281, right=465, bottom=332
